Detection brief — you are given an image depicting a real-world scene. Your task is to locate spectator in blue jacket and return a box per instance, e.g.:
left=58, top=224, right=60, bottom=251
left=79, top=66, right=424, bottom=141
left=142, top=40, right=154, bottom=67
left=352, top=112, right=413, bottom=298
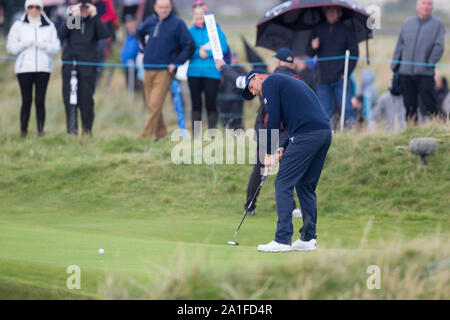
left=136, top=0, right=192, bottom=140
left=120, top=14, right=140, bottom=91
left=187, top=0, right=228, bottom=132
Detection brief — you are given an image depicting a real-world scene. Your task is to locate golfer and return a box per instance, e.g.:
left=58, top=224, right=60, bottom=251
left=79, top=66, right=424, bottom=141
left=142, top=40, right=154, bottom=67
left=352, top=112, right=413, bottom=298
left=242, top=69, right=332, bottom=252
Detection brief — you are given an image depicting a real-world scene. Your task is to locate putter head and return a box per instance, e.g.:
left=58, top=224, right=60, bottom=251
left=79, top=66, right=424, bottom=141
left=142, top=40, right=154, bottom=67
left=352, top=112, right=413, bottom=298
left=227, top=240, right=239, bottom=246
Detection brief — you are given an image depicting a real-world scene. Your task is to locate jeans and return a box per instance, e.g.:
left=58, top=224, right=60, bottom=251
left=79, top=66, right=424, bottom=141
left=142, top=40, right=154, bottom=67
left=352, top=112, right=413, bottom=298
left=317, top=78, right=355, bottom=129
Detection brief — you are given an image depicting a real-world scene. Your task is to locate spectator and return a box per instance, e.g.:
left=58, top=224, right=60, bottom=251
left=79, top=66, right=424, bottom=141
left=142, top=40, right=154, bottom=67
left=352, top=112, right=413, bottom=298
left=217, top=52, right=246, bottom=130
left=93, top=0, right=119, bottom=84
left=136, top=0, right=191, bottom=140
left=369, top=73, right=406, bottom=132
left=1, top=0, right=25, bottom=35
left=442, top=93, right=450, bottom=119
left=434, top=72, right=449, bottom=114
left=354, top=69, right=377, bottom=126
left=272, top=48, right=298, bottom=78
left=187, top=0, right=228, bottom=132
left=42, top=0, right=64, bottom=20
left=137, top=0, right=177, bottom=22
left=306, top=6, right=359, bottom=128
left=391, top=0, right=445, bottom=123
left=58, top=0, right=111, bottom=135
left=119, top=0, right=141, bottom=22
left=294, top=55, right=316, bottom=92
left=120, top=14, right=140, bottom=92
left=6, top=0, right=61, bottom=137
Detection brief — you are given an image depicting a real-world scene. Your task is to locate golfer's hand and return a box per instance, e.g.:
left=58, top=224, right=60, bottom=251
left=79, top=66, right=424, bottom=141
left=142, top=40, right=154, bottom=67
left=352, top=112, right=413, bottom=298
left=265, top=154, right=276, bottom=170
left=312, top=37, right=320, bottom=50
left=215, top=58, right=226, bottom=71
left=168, top=63, right=176, bottom=73
left=275, top=147, right=285, bottom=162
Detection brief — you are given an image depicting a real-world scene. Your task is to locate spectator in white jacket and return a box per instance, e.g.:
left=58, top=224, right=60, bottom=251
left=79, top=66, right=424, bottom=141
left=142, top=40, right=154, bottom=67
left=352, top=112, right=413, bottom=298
left=6, top=0, right=61, bottom=137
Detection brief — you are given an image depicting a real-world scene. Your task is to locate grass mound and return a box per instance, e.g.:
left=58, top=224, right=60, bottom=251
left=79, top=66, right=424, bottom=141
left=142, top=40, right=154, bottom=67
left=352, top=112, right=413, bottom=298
left=0, top=124, right=448, bottom=299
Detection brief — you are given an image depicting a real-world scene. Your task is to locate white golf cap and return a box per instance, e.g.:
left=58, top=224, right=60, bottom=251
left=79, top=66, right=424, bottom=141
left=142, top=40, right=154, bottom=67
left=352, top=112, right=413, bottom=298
left=25, top=0, right=44, bottom=10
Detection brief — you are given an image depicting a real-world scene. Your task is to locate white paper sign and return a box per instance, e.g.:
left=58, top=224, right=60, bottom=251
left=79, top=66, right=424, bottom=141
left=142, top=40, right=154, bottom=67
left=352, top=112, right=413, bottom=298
left=204, top=12, right=223, bottom=60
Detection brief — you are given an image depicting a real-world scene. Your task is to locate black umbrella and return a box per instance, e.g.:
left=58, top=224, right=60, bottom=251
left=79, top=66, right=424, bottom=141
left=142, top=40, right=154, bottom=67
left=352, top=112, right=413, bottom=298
left=256, top=0, right=373, bottom=56
left=241, top=36, right=268, bottom=71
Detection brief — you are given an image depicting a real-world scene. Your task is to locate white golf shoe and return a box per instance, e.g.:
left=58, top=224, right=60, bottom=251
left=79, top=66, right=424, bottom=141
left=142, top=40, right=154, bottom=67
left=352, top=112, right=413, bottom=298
left=292, top=208, right=302, bottom=218
left=291, top=239, right=317, bottom=251
left=257, top=240, right=292, bottom=252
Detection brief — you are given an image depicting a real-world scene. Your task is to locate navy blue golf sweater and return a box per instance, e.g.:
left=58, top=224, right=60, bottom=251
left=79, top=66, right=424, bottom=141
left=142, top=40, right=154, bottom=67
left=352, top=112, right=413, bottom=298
left=263, top=74, right=330, bottom=154
left=136, top=12, right=192, bottom=70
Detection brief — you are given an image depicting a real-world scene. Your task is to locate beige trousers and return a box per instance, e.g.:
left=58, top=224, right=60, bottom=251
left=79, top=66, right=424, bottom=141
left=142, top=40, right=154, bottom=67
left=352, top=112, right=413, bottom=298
left=140, top=70, right=172, bottom=139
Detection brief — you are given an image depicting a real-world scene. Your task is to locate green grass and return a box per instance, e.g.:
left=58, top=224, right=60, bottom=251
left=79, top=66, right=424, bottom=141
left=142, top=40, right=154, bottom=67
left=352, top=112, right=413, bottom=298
left=0, top=28, right=449, bottom=299
left=0, top=125, right=449, bottom=299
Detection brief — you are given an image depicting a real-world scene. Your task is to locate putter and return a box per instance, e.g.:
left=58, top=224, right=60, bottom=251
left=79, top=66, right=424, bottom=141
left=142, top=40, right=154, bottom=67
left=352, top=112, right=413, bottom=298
left=227, top=170, right=268, bottom=246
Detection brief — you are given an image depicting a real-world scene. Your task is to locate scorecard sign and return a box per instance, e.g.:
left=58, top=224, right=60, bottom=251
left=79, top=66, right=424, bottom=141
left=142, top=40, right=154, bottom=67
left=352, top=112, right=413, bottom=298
left=204, top=12, right=223, bottom=60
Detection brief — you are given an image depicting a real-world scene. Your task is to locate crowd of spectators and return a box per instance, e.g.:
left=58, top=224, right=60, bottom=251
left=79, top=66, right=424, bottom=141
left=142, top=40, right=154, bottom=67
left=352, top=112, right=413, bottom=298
left=2, top=0, right=448, bottom=138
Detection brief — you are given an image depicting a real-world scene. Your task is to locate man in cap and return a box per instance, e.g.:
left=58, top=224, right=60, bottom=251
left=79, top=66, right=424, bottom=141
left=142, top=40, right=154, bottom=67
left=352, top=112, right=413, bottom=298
left=241, top=69, right=332, bottom=252
left=272, top=48, right=297, bottom=78
left=274, top=48, right=316, bottom=93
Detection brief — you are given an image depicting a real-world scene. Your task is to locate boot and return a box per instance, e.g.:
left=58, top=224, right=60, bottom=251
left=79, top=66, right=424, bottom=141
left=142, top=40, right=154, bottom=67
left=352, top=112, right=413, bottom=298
left=191, top=111, right=202, bottom=139
left=37, top=120, right=45, bottom=137
left=207, top=111, right=218, bottom=129
left=66, top=104, right=78, bottom=135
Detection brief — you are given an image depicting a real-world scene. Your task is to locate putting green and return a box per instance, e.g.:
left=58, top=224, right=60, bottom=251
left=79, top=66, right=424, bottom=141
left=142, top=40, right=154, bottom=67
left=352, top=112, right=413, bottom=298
left=0, top=128, right=448, bottom=299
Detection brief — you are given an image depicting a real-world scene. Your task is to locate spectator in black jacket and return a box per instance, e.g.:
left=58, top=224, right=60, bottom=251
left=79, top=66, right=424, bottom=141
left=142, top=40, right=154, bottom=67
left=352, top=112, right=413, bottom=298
left=294, top=55, right=317, bottom=92
left=306, top=6, right=359, bottom=128
left=58, top=0, right=110, bottom=135
left=434, top=72, right=449, bottom=113
left=217, top=52, right=246, bottom=130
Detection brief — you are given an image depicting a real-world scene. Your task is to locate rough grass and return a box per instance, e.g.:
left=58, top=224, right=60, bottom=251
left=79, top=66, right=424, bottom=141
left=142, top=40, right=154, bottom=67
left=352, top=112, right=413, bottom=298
left=100, top=237, right=450, bottom=300
left=0, top=28, right=449, bottom=299
left=0, top=124, right=448, bottom=299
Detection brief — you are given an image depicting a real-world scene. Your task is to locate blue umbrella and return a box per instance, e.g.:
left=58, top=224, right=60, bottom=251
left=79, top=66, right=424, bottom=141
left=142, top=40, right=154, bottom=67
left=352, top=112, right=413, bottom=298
left=170, top=79, right=187, bottom=138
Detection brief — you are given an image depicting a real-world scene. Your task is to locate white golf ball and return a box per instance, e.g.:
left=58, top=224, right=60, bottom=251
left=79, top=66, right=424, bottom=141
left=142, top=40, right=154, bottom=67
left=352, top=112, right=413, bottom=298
left=98, top=248, right=104, bottom=255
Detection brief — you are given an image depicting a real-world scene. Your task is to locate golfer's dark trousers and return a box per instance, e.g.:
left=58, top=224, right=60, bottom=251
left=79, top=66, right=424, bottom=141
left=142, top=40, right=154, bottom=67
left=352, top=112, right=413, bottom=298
left=274, top=129, right=332, bottom=245
left=62, top=64, right=97, bottom=135
left=400, top=75, right=440, bottom=123
left=245, top=141, right=296, bottom=212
